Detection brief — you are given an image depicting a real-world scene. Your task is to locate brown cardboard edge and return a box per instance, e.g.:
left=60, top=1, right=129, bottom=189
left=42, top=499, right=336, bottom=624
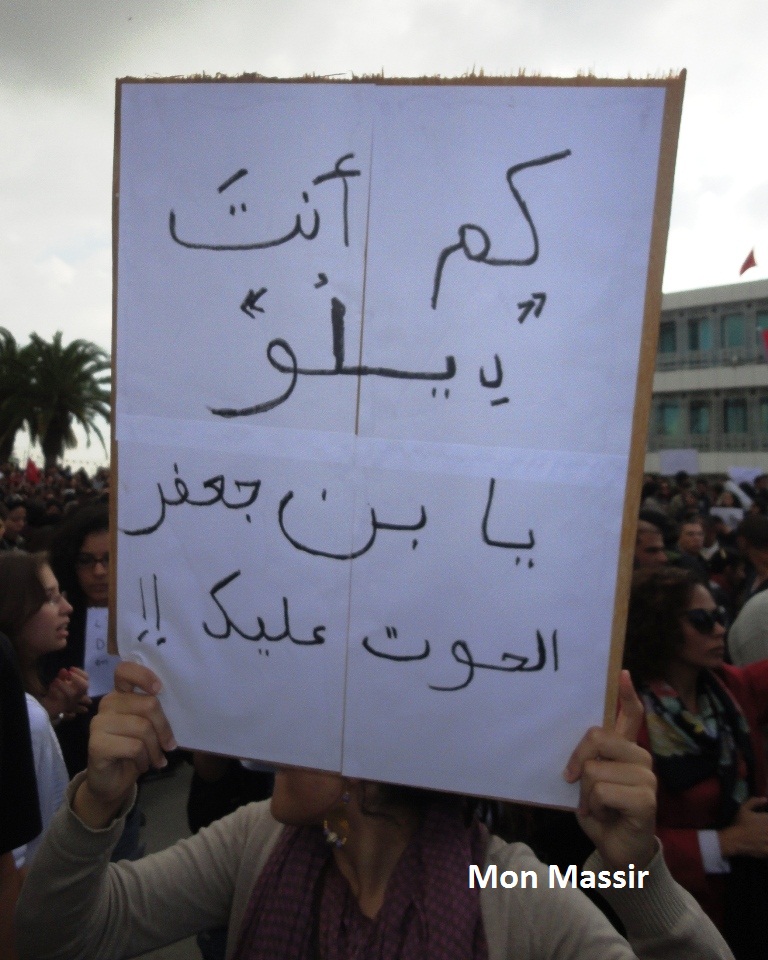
left=116, top=72, right=683, bottom=88
left=602, top=70, right=687, bottom=727
left=108, top=80, right=122, bottom=657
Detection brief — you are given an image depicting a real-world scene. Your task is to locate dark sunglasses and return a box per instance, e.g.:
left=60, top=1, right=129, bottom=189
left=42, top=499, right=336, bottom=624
left=683, top=607, right=729, bottom=634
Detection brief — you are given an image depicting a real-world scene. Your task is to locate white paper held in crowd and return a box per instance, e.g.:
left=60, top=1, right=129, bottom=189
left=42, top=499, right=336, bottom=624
left=114, top=75, right=683, bottom=806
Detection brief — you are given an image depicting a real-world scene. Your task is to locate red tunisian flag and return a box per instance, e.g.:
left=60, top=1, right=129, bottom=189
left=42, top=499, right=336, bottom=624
left=740, top=249, right=757, bottom=275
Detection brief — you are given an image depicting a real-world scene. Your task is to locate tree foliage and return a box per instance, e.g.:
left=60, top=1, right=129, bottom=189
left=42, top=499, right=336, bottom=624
left=0, top=329, right=111, bottom=468
left=0, top=328, right=32, bottom=463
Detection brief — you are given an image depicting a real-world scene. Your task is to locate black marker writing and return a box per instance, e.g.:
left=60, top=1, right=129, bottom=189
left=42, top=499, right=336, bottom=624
left=312, top=153, right=362, bottom=247
left=170, top=195, right=318, bottom=251
left=241, top=287, right=267, bottom=317
left=481, top=478, right=535, bottom=550
left=360, top=626, right=559, bottom=691
left=121, top=465, right=261, bottom=537
left=431, top=150, right=571, bottom=308
left=203, top=570, right=325, bottom=645
left=218, top=169, right=248, bottom=193
left=169, top=154, right=361, bottom=252
left=210, top=297, right=456, bottom=419
left=517, top=292, right=546, bottom=324
left=428, top=630, right=558, bottom=692
left=279, top=490, right=427, bottom=560
left=136, top=575, right=167, bottom=647
left=362, top=626, right=431, bottom=662
left=479, top=354, right=503, bottom=389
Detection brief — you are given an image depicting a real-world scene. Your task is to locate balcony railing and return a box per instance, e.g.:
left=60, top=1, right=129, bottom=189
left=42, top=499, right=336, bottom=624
left=656, top=346, right=765, bottom=371
left=648, top=432, right=768, bottom=452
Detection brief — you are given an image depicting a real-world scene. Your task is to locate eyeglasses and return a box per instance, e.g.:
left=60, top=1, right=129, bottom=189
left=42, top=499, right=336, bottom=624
left=76, top=552, right=109, bottom=570
left=45, top=587, right=68, bottom=607
left=683, top=607, right=729, bottom=634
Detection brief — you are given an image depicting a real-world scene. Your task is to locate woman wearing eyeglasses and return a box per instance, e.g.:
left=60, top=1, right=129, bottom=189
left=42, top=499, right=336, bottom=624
left=44, top=503, right=109, bottom=777
left=44, top=503, right=143, bottom=864
left=624, top=566, right=768, bottom=959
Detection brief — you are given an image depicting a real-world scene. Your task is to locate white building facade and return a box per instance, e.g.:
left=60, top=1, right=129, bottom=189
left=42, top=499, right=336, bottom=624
left=645, top=278, right=768, bottom=475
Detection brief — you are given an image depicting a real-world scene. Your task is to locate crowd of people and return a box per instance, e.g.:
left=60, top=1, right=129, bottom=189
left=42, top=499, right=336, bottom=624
left=5, top=462, right=768, bottom=959
left=627, top=470, right=768, bottom=958
left=0, top=460, right=110, bottom=553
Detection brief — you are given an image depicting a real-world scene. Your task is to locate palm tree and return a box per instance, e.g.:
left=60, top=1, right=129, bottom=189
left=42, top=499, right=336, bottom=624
left=26, top=332, right=111, bottom=469
left=0, top=327, right=34, bottom=463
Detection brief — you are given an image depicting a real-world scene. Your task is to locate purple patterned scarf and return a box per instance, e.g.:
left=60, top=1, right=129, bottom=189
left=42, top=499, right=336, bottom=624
left=231, top=804, right=489, bottom=960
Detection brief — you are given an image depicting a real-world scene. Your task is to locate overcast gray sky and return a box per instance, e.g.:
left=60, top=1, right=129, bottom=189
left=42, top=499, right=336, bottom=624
left=1, top=0, right=765, bottom=357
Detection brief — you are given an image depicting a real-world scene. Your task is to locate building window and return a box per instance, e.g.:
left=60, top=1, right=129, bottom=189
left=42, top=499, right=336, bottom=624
left=657, top=400, right=681, bottom=436
left=760, top=397, right=768, bottom=434
left=688, top=316, right=712, bottom=351
left=757, top=310, right=768, bottom=350
left=724, top=398, right=748, bottom=433
left=690, top=402, right=710, bottom=435
left=658, top=321, right=676, bottom=354
left=721, top=312, right=745, bottom=348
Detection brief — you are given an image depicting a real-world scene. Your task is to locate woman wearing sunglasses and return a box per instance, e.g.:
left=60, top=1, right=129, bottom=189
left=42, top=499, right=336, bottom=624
left=624, top=566, right=768, bottom=959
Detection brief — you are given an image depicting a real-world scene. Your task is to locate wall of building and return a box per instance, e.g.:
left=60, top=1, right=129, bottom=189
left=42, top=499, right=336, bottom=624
left=644, top=278, right=768, bottom=475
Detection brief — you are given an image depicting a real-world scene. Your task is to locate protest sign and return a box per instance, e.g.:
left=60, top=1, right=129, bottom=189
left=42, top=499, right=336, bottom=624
left=114, top=75, right=683, bottom=806
left=710, top=506, right=744, bottom=531
left=659, top=448, right=700, bottom=477
left=83, top=608, right=121, bottom=698
left=728, top=466, right=763, bottom=488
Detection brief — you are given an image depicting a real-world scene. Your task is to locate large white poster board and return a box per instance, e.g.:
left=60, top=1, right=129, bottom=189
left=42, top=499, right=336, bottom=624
left=115, top=77, right=681, bottom=807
